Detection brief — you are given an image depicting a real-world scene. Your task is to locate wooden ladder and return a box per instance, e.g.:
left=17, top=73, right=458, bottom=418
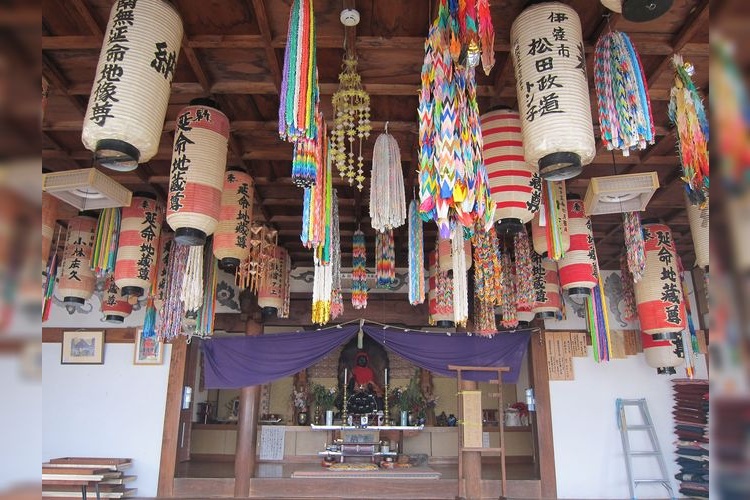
left=449, top=364, right=510, bottom=500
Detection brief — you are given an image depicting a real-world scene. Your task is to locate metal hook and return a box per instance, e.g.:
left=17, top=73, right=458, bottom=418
left=385, top=121, right=389, bottom=134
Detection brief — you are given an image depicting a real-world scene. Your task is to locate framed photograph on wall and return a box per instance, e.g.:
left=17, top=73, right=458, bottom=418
left=134, top=328, right=164, bottom=365
left=61, top=331, right=105, bottom=364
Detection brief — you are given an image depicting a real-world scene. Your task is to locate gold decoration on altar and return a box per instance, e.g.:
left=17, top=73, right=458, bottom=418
left=331, top=55, right=371, bottom=190
left=236, top=224, right=278, bottom=293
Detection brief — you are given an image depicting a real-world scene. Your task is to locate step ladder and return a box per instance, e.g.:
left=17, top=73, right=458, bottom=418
left=616, top=398, right=675, bottom=500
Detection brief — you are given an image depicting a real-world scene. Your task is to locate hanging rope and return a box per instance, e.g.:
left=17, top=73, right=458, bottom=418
left=408, top=200, right=425, bottom=305
left=370, top=130, right=406, bottom=232
left=619, top=254, right=638, bottom=322
left=351, top=229, right=368, bottom=309
left=375, top=229, right=395, bottom=288
left=181, top=244, right=204, bottom=314
left=451, top=230, right=469, bottom=326
left=594, top=31, right=655, bottom=156
left=330, top=190, right=343, bottom=320
left=622, top=211, right=646, bottom=282
left=668, top=54, right=709, bottom=206
left=157, top=243, right=189, bottom=341
left=91, top=207, right=121, bottom=277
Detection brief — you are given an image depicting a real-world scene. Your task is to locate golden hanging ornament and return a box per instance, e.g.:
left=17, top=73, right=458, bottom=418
left=236, top=224, right=278, bottom=294
left=331, top=55, right=371, bottom=190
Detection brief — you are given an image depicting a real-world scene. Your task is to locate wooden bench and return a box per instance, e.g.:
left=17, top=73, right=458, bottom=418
left=42, top=458, right=135, bottom=499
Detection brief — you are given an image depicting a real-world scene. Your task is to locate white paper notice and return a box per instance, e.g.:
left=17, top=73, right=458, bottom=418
left=482, top=432, right=490, bottom=448
left=259, top=425, right=285, bottom=461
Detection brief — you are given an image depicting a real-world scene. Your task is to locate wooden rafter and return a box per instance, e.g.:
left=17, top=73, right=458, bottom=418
left=70, top=0, right=103, bottom=37
left=251, top=0, right=282, bottom=91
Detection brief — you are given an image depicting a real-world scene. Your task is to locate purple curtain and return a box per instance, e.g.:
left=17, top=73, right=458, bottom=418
left=363, top=326, right=530, bottom=383
left=202, top=325, right=532, bottom=389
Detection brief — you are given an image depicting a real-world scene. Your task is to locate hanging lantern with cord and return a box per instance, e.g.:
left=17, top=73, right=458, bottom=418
left=213, top=169, right=254, bottom=273
left=58, top=214, right=98, bottom=307
left=101, top=274, right=132, bottom=323
left=114, top=193, right=163, bottom=298
left=557, top=195, right=598, bottom=298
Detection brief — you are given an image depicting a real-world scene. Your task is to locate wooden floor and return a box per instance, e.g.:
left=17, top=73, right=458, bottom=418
left=157, top=459, right=543, bottom=499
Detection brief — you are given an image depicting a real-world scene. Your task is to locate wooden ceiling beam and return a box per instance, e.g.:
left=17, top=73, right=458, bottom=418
left=181, top=35, right=212, bottom=94
left=251, top=0, right=282, bottom=92
left=42, top=54, right=87, bottom=116
left=70, top=0, right=103, bottom=37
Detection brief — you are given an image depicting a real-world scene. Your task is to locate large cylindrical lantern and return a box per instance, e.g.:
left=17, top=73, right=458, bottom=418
left=81, top=0, right=183, bottom=171
left=685, top=195, right=709, bottom=270
left=531, top=185, right=570, bottom=257
left=481, top=108, right=541, bottom=234
left=153, top=229, right=173, bottom=313
left=58, top=214, right=97, bottom=306
left=634, top=221, right=686, bottom=335
left=428, top=251, right=454, bottom=328
left=42, top=191, right=60, bottom=266
left=437, top=236, right=472, bottom=272
left=642, top=332, right=685, bottom=375
left=167, top=99, right=229, bottom=246
left=101, top=274, right=132, bottom=323
left=114, top=193, right=163, bottom=297
left=214, top=169, right=254, bottom=272
left=557, top=196, right=597, bottom=298
left=510, top=2, right=596, bottom=181
left=532, top=254, right=562, bottom=319
left=258, top=246, right=287, bottom=317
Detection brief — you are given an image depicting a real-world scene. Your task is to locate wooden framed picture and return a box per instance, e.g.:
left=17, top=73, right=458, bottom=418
left=61, top=331, right=105, bottom=365
left=134, top=328, right=164, bottom=365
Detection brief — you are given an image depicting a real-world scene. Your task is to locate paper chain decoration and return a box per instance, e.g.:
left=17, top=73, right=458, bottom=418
left=351, top=230, right=367, bottom=309
left=375, top=229, right=395, bottom=288
left=408, top=200, right=425, bottom=305
left=330, top=191, right=344, bottom=320
left=668, top=54, right=709, bottom=206
left=594, top=31, right=655, bottom=156
left=370, top=130, right=406, bottom=232
left=622, top=211, right=645, bottom=282
left=418, top=0, right=496, bottom=238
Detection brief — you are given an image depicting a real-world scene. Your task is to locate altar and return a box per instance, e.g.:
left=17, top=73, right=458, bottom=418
left=310, top=424, right=424, bottom=463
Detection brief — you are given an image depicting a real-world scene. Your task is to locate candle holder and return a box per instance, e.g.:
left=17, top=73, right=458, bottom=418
left=341, top=380, right=349, bottom=426
left=384, top=381, right=390, bottom=426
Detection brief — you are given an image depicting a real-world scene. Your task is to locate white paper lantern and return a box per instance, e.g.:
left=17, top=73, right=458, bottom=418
left=82, top=0, right=183, bottom=171
left=531, top=253, right=562, bottom=319
left=557, top=196, right=597, bottom=298
left=685, top=195, right=709, bottom=270
left=641, top=332, right=685, bottom=375
left=214, top=169, right=254, bottom=272
left=58, top=214, right=97, bottom=306
left=510, top=2, right=595, bottom=180
left=481, top=109, right=541, bottom=233
left=114, top=193, right=163, bottom=297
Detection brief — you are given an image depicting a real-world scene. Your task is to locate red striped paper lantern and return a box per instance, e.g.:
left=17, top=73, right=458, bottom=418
left=437, top=236, right=472, bottom=272
left=58, top=214, right=97, bottom=306
left=114, top=193, right=163, bottom=297
left=42, top=191, right=60, bottom=266
left=557, top=196, right=597, bottom=298
left=258, top=246, right=287, bottom=316
left=213, top=169, right=254, bottom=272
left=634, top=221, right=686, bottom=335
left=532, top=254, right=562, bottom=319
left=641, top=332, right=685, bottom=375
left=101, top=274, right=132, bottom=323
left=481, top=109, right=541, bottom=234
left=167, top=99, right=229, bottom=246
left=153, top=229, right=173, bottom=313
left=428, top=250, right=454, bottom=328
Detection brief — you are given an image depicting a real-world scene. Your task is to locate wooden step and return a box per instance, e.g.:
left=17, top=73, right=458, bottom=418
left=42, top=487, right=136, bottom=498
left=45, top=457, right=132, bottom=471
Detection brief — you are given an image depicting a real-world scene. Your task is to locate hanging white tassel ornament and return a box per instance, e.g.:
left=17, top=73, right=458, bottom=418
left=451, top=231, right=469, bottom=326
left=370, top=129, right=406, bottom=232
left=181, top=244, right=204, bottom=313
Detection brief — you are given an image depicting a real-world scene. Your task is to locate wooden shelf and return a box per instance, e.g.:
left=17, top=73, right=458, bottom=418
left=483, top=425, right=532, bottom=433
left=192, top=423, right=238, bottom=430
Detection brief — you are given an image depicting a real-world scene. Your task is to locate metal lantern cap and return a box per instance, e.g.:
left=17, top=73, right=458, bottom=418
left=95, top=139, right=140, bottom=172
left=539, top=152, right=583, bottom=181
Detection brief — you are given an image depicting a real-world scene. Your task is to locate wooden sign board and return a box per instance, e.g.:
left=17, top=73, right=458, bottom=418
left=545, top=332, right=575, bottom=381
left=569, top=331, right=588, bottom=357
left=622, top=330, right=640, bottom=356
left=461, top=390, right=483, bottom=448
left=610, top=331, right=626, bottom=359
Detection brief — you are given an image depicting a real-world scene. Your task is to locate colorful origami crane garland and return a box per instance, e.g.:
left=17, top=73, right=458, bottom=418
left=451, top=232, right=469, bottom=326
left=499, top=246, right=517, bottom=329
left=418, top=0, right=496, bottom=238
left=375, top=229, right=395, bottom=288
left=668, top=54, right=709, bottom=206
left=622, top=211, right=645, bottom=282
left=594, top=31, right=655, bottom=156
left=370, top=129, right=406, bottom=232
left=619, top=254, right=638, bottom=322
left=310, top=144, right=334, bottom=324
left=331, top=56, right=371, bottom=190
left=157, top=242, right=189, bottom=341
left=514, top=229, right=534, bottom=314
left=330, top=191, right=344, bottom=320
left=408, top=200, right=425, bottom=305
left=279, top=0, right=321, bottom=187
left=471, top=225, right=502, bottom=307
left=351, top=229, right=368, bottom=309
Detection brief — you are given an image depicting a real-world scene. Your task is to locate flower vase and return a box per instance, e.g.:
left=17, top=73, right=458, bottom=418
left=400, top=410, right=408, bottom=426
left=325, top=409, right=334, bottom=426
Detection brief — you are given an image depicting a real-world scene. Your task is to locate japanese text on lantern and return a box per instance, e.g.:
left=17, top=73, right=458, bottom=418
left=648, top=227, right=682, bottom=325
left=151, top=41, right=176, bottom=79
left=67, top=231, right=92, bottom=282
left=106, top=277, right=119, bottom=306
left=90, top=0, right=138, bottom=126
left=230, top=174, right=251, bottom=249
left=170, top=108, right=212, bottom=212
left=138, top=200, right=159, bottom=281
left=527, top=173, right=541, bottom=213
left=532, top=253, right=547, bottom=304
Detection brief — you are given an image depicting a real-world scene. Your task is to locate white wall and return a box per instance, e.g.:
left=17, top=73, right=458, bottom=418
left=550, top=350, right=707, bottom=499
left=42, top=343, right=171, bottom=497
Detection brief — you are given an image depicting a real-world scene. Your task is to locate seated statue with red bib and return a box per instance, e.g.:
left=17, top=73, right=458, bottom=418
left=345, top=351, right=383, bottom=414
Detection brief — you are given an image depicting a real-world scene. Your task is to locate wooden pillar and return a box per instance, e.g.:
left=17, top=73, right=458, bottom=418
left=156, top=338, right=188, bottom=497
left=460, top=378, right=482, bottom=500
left=529, top=328, right=557, bottom=499
left=233, top=315, right=264, bottom=497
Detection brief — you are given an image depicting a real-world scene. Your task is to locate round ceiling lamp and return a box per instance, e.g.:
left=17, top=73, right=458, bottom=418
left=600, top=0, right=674, bottom=23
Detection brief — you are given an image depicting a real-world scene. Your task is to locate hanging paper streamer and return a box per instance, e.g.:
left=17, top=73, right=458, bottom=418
left=472, top=225, right=502, bottom=306
left=291, top=113, right=325, bottom=187
left=278, top=0, right=319, bottom=143
left=280, top=249, right=292, bottom=319
left=542, top=181, right=569, bottom=261
left=586, top=253, right=612, bottom=363
left=42, top=227, right=63, bottom=322
left=668, top=54, right=709, bottom=206
left=619, top=254, right=638, bottom=322
left=332, top=56, right=371, bottom=190
left=514, top=228, right=534, bottom=311
left=499, top=245, right=517, bottom=329
left=330, top=191, right=343, bottom=320
left=370, top=130, right=406, bottom=231
left=451, top=232, right=469, bottom=326
left=594, top=31, right=655, bottom=156
left=622, top=211, right=646, bottom=282
left=157, top=242, right=190, bottom=341
left=375, top=229, right=395, bottom=288
left=408, top=200, right=425, bottom=305
left=91, top=207, right=121, bottom=277
left=477, top=0, right=495, bottom=74
left=195, top=246, right=218, bottom=337
left=312, top=252, right=332, bottom=325
left=351, top=230, right=368, bottom=309
left=417, top=0, right=495, bottom=237
left=181, top=244, right=204, bottom=314
left=676, top=255, right=699, bottom=378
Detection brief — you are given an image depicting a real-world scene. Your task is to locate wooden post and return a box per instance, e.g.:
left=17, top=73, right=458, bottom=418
left=460, top=378, right=482, bottom=500
left=233, top=314, right=264, bottom=497
left=529, top=327, right=557, bottom=499
left=156, top=338, right=188, bottom=497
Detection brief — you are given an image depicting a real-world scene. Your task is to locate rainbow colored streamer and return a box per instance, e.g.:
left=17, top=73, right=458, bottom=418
left=375, top=229, right=395, bottom=289
left=351, top=230, right=368, bottom=309
left=408, top=200, right=425, bottom=305
left=91, top=207, right=121, bottom=277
